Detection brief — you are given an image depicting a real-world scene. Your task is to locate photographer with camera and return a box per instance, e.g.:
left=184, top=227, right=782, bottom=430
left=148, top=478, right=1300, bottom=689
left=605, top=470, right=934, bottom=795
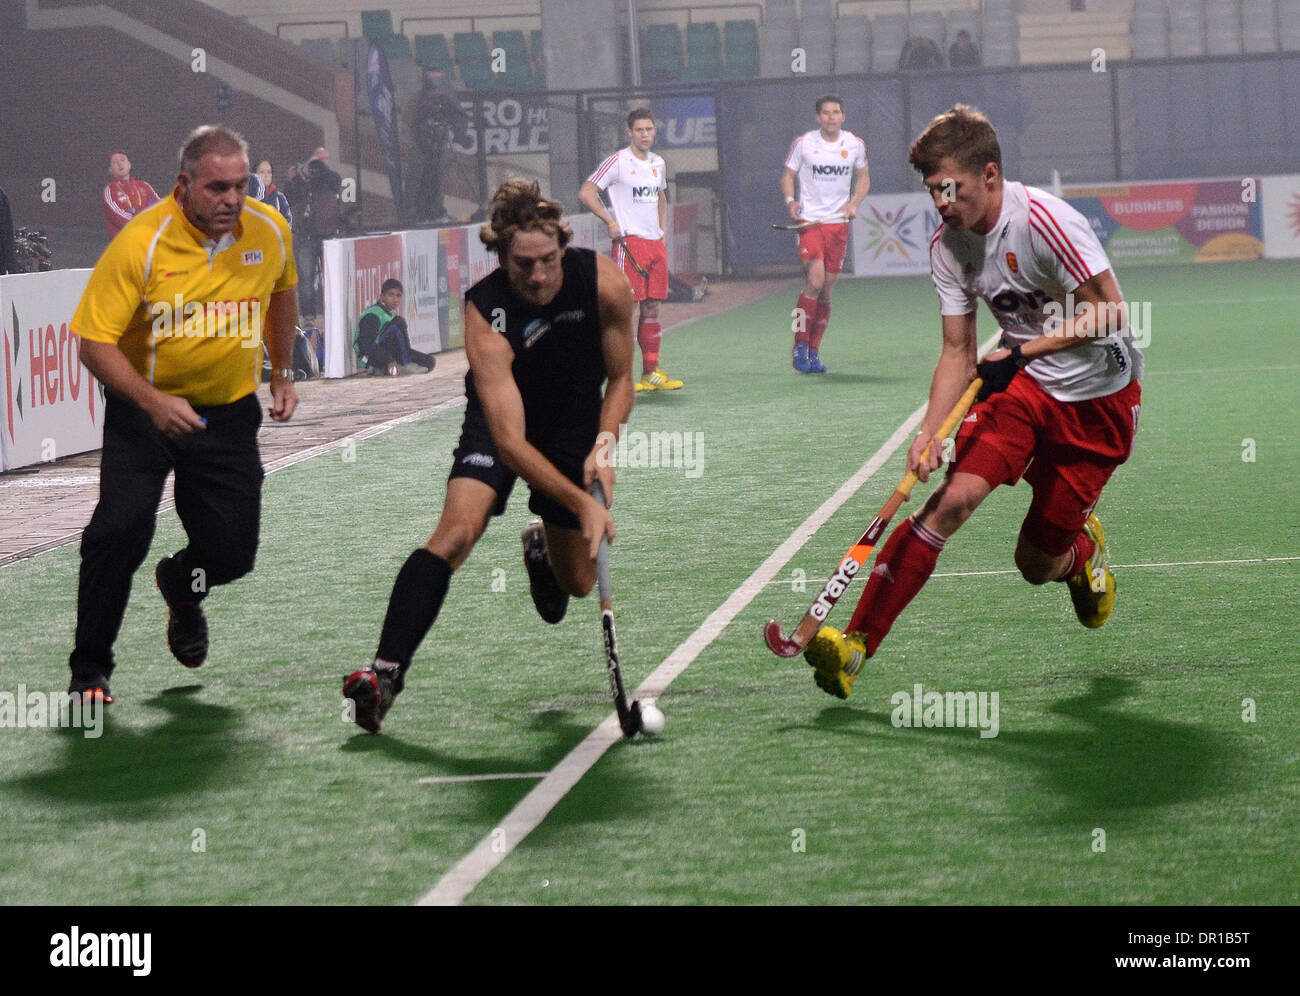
left=403, top=71, right=465, bottom=225
left=286, top=147, right=343, bottom=321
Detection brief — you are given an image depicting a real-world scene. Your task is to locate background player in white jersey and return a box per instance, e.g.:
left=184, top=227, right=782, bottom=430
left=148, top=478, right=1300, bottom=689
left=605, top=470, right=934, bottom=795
left=780, top=94, right=869, bottom=373
left=580, top=108, right=682, bottom=392
left=805, top=104, right=1144, bottom=699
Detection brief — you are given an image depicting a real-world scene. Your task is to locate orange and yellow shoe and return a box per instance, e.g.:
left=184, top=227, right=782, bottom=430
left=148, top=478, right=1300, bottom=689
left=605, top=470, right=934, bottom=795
left=803, top=626, right=869, bottom=699
left=635, top=368, right=684, bottom=392
left=1066, top=513, right=1115, bottom=628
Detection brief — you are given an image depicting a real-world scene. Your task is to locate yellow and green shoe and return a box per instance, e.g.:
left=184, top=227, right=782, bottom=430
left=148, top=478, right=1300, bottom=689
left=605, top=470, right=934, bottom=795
left=1066, top=513, right=1115, bottom=628
left=804, top=626, right=869, bottom=699
left=635, top=368, right=684, bottom=392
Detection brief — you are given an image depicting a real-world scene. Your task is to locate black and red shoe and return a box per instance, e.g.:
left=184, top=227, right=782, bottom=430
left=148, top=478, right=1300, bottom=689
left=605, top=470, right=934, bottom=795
left=156, top=558, right=208, bottom=668
left=521, top=521, right=568, bottom=624
left=342, top=665, right=401, bottom=734
left=68, top=674, right=115, bottom=705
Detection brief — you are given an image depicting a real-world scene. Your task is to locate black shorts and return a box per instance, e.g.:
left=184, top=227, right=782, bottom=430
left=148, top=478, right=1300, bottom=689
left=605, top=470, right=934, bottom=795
left=449, top=404, right=597, bottom=530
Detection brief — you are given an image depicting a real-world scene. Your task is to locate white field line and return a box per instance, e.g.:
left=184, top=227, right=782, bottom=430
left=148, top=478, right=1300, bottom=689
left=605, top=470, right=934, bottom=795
left=417, top=332, right=1003, bottom=906
left=417, top=773, right=548, bottom=785
left=0, top=398, right=465, bottom=570
left=767, top=555, right=1300, bottom=586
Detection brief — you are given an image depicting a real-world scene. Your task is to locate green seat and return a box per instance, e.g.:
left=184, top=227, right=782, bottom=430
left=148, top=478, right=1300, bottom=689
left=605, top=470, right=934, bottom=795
left=723, top=19, right=758, bottom=77
left=454, top=31, right=496, bottom=90
left=684, top=21, right=722, bottom=81
left=645, top=23, right=683, bottom=82
left=492, top=29, right=534, bottom=88
left=414, top=33, right=453, bottom=73
left=530, top=29, right=546, bottom=88
left=376, top=32, right=411, bottom=61
left=361, top=9, right=393, bottom=39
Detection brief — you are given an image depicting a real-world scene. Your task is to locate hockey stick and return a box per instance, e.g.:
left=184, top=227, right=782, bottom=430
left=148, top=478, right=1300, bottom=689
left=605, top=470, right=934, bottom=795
left=592, top=480, right=642, bottom=737
left=763, top=378, right=983, bottom=657
left=771, top=213, right=848, bottom=231
left=612, top=236, right=650, bottom=279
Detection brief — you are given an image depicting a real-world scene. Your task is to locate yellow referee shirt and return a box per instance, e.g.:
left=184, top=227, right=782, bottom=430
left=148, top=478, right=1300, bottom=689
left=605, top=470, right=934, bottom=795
left=72, top=189, right=297, bottom=407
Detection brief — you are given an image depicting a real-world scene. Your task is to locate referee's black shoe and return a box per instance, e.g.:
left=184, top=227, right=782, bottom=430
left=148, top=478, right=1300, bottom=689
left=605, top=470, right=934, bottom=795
left=68, top=673, right=114, bottom=705
left=522, top=521, right=568, bottom=624
left=155, top=557, right=209, bottom=668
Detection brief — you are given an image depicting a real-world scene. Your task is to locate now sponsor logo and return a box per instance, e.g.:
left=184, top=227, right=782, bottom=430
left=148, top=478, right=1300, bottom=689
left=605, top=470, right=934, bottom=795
left=148, top=295, right=263, bottom=347
left=811, top=164, right=851, bottom=177
left=50, top=926, right=151, bottom=976
left=595, top=424, right=704, bottom=478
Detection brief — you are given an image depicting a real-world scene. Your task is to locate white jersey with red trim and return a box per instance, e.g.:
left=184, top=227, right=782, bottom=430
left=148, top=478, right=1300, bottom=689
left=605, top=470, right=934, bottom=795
left=929, top=181, right=1144, bottom=402
left=785, top=128, right=867, bottom=222
left=586, top=147, right=666, bottom=240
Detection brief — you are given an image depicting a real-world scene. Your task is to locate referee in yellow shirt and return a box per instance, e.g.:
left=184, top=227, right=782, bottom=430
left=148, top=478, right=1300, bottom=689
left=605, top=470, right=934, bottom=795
left=67, top=125, right=300, bottom=703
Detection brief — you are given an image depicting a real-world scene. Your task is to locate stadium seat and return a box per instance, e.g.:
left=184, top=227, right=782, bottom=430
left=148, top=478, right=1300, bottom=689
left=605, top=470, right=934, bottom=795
left=981, top=0, right=1019, bottom=66
left=684, top=21, right=723, bottom=81
left=1206, top=1, right=1244, bottom=54
left=530, top=29, right=547, bottom=87
left=1280, top=0, right=1300, bottom=50
left=870, top=12, right=906, bottom=71
left=834, top=15, right=870, bottom=75
left=376, top=32, right=411, bottom=62
left=767, top=0, right=797, bottom=29
left=300, top=38, right=336, bottom=65
left=1242, top=0, right=1279, bottom=53
left=799, top=18, right=834, bottom=76
left=493, top=29, right=534, bottom=88
left=1169, top=1, right=1207, bottom=56
left=723, top=19, right=759, bottom=78
left=802, top=0, right=833, bottom=27
left=361, top=9, right=394, bottom=39
left=1132, top=0, right=1170, bottom=59
left=454, top=31, right=497, bottom=90
left=414, top=33, right=453, bottom=73
left=910, top=11, right=946, bottom=50
left=645, top=23, right=684, bottom=83
left=760, top=20, right=797, bottom=76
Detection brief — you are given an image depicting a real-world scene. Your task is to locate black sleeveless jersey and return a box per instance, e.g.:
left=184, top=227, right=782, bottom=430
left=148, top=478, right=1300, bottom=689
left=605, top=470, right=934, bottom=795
left=463, top=247, right=606, bottom=427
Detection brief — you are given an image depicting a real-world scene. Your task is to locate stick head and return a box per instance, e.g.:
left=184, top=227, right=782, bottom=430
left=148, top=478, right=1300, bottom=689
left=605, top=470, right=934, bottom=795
left=621, top=699, right=643, bottom=738
left=764, top=620, right=804, bottom=658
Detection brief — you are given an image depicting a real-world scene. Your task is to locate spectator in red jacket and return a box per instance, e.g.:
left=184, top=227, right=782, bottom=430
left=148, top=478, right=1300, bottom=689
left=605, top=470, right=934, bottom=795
left=102, top=150, right=159, bottom=238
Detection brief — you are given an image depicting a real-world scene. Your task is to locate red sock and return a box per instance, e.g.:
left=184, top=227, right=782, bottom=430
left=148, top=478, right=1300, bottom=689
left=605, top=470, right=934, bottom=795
left=637, top=317, right=662, bottom=373
left=1054, top=529, right=1096, bottom=581
left=810, top=299, right=831, bottom=350
left=845, top=516, right=946, bottom=657
left=794, top=294, right=817, bottom=345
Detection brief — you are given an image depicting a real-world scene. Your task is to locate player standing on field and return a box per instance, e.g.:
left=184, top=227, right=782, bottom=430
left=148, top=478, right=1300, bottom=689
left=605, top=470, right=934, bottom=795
left=579, top=107, right=682, bottom=392
left=804, top=104, right=1144, bottom=698
left=781, top=94, right=869, bottom=374
left=67, top=126, right=300, bottom=703
left=343, top=179, right=635, bottom=733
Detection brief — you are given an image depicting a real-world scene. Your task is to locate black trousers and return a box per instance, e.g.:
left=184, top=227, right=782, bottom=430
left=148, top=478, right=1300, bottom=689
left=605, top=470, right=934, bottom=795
left=68, top=392, right=264, bottom=680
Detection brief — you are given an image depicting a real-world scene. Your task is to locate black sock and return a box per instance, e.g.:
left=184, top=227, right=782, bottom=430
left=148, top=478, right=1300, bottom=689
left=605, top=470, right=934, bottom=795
left=376, top=549, right=452, bottom=667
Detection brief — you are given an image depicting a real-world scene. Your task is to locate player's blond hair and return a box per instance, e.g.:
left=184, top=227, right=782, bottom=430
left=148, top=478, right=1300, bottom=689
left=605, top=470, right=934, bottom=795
left=908, top=104, right=1002, bottom=177
left=479, top=178, right=572, bottom=256
left=178, top=125, right=250, bottom=178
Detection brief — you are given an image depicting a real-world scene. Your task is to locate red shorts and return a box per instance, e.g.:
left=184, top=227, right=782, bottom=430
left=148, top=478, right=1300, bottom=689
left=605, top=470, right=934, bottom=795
left=950, top=373, right=1142, bottom=554
left=797, top=221, right=850, bottom=275
left=613, top=236, right=668, bottom=302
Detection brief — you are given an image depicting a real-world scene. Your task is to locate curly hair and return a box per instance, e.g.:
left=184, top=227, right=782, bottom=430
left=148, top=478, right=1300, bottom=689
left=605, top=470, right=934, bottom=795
left=907, top=104, right=1002, bottom=177
left=479, top=178, right=572, bottom=256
